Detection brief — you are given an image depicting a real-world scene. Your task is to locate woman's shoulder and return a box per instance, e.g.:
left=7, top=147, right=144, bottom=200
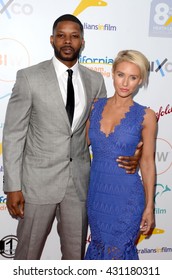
left=134, top=101, right=147, bottom=110
left=133, top=102, right=157, bottom=122
left=144, top=107, right=157, bottom=120
left=135, top=102, right=156, bottom=116
left=134, top=102, right=156, bottom=115
left=135, top=103, right=157, bottom=125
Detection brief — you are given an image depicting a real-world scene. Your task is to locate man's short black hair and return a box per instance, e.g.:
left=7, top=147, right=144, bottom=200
left=52, top=14, right=84, bottom=35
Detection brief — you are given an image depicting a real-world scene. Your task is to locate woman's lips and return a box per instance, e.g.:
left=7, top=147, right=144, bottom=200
left=120, top=88, right=129, bottom=92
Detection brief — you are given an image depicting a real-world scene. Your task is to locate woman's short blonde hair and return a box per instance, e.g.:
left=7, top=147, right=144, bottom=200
left=112, top=50, right=150, bottom=87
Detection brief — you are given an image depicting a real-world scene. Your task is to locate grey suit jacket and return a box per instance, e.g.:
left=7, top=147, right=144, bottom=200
left=3, top=59, right=107, bottom=204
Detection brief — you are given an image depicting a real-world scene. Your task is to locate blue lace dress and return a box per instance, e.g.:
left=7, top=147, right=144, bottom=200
left=85, top=98, right=146, bottom=260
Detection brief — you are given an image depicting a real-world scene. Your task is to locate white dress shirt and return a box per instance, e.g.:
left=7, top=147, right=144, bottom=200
left=52, top=56, right=85, bottom=131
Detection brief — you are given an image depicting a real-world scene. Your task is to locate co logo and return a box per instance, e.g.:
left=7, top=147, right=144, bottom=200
left=11, top=3, right=33, bottom=15
left=0, top=1, right=33, bottom=18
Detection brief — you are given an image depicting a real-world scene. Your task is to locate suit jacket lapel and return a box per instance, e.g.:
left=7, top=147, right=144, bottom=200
left=42, top=59, right=70, bottom=127
left=73, top=65, right=92, bottom=132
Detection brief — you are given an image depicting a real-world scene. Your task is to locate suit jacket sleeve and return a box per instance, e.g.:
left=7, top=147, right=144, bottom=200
left=96, top=73, right=107, bottom=99
left=3, top=69, right=32, bottom=192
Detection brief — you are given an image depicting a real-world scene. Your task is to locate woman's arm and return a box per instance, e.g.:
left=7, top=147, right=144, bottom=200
left=139, top=108, right=157, bottom=235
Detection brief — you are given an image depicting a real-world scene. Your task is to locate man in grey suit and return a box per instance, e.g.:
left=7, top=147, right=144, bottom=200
left=3, top=14, right=140, bottom=260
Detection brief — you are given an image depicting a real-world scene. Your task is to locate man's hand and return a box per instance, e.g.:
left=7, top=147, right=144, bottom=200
left=116, top=141, right=143, bottom=174
left=6, top=191, right=25, bottom=219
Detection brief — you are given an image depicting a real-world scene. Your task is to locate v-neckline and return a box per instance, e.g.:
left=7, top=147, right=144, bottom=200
left=99, top=98, right=135, bottom=138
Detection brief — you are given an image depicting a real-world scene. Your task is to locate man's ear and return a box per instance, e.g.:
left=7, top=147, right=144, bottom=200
left=81, top=39, right=85, bottom=52
left=50, top=35, right=54, bottom=47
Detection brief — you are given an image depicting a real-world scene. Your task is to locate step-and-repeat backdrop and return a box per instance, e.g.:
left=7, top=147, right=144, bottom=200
left=0, top=0, right=171, bottom=260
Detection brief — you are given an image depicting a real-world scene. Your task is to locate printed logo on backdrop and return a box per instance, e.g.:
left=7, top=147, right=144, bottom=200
left=72, top=1, right=116, bottom=32
left=0, top=195, right=7, bottom=211
left=73, top=0, right=107, bottom=16
left=136, top=228, right=164, bottom=245
left=79, top=55, right=113, bottom=78
left=0, top=38, right=30, bottom=82
left=138, top=244, right=172, bottom=255
left=0, top=0, right=33, bottom=19
left=149, top=0, right=172, bottom=37
left=154, top=183, right=171, bottom=215
left=155, top=138, right=172, bottom=175
left=150, top=58, right=172, bottom=77
left=0, top=38, right=30, bottom=99
left=156, top=104, right=172, bottom=121
left=0, top=235, right=17, bottom=258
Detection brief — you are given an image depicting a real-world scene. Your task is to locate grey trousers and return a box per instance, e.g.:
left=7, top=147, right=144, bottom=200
left=14, top=177, right=88, bottom=260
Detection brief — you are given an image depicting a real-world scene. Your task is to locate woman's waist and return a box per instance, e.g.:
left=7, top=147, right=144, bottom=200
left=91, top=158, right=138, bottom=175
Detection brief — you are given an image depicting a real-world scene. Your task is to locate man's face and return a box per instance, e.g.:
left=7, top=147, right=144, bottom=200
left=50, top=21, right=84, bottom=67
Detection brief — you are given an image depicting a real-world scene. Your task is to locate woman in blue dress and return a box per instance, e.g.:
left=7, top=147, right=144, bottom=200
left=85, top=50, right=157, bottom=260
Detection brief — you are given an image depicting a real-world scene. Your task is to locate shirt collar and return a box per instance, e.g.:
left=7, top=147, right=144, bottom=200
left=52, top=56, right=79, bottom=77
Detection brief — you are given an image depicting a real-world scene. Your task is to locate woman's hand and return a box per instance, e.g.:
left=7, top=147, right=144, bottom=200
left=140, top=207, right=155, bottom=235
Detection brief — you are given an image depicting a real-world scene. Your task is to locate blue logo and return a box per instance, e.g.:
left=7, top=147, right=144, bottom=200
left=154, top=183, right=171, bottom=215
left=0, top=195, right=6, bottom=204
left=155, top=183, right=171, bottom=203
left=0, top=0, right=14, bottom=19
left=150, top=58, right=172, bottom=77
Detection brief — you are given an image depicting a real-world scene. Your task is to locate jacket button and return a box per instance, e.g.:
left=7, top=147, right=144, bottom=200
left=70, top=158, right=72, bottom=162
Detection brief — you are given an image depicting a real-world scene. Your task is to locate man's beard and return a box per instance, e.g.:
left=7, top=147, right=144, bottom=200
left=53, top=44, right=82, bottom=62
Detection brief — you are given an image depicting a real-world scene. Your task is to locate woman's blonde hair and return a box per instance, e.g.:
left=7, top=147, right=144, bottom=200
left=112, top=50, right=150, bottom=87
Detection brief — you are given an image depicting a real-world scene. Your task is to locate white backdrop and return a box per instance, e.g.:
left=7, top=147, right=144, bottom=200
left=0, top=0, right=172, bottom=260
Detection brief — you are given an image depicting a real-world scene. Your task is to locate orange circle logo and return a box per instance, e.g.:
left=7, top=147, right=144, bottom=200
left=155, top=138, right=172, bottom=175
left=0, top=38, right=30, bottom=82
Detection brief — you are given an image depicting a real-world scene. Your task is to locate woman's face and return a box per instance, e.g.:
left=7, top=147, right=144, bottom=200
left=113, top=61, right=142, bottom=98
